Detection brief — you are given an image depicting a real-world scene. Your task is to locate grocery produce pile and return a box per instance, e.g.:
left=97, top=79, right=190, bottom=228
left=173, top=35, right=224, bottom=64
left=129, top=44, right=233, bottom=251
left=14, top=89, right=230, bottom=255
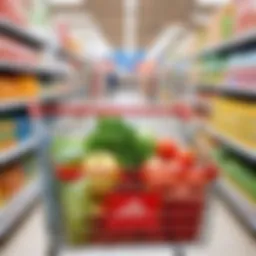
left=51, top=117, right=218, bottom=245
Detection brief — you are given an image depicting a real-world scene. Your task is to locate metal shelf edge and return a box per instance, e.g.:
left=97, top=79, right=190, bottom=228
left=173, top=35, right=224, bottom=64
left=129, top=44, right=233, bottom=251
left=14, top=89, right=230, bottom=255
left=0, top=137, right=39, bottom=165
left=206, top=126, right=256, bottom=162
left=217, top=180, right=256, bottom=232
left=0, top=19, right=46, bottom=50
left=0, top=180, right=40, bottom=238
left=196, top=85, right=256, bottom=98
left=0, top=62, right=69, bottom=77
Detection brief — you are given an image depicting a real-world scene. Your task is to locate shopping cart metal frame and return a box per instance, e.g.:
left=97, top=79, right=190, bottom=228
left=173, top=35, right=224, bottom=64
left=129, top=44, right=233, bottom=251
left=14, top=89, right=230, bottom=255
left=31, top=102, right=213, bottom=256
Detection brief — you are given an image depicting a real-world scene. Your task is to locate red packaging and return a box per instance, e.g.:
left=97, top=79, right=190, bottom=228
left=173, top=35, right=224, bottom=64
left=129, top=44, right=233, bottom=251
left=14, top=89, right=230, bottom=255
left=0, top=36, right=38, bottom=63
left=235, top=0, right=256, bottom=34
left=101, top=192, right=162, bottom=242
left=0, top=0, right=27, bottom=26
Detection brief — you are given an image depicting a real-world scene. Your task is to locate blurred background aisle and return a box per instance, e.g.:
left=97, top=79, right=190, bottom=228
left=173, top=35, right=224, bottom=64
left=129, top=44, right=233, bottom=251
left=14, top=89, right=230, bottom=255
left=0, top=0, right=255, bottom=256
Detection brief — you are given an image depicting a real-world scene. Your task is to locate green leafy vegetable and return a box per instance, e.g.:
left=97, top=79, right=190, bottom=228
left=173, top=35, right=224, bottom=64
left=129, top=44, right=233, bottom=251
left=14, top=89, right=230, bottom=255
left=85, top=117, right=155, bottom=170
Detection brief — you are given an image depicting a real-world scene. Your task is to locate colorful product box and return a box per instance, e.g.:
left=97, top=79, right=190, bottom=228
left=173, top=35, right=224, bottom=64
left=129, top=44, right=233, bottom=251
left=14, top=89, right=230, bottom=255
left=235, top=0, right=256, bottom=34
left=0, top=118, right=17, bottom=152
left=0, top=0, right=27, bottom=25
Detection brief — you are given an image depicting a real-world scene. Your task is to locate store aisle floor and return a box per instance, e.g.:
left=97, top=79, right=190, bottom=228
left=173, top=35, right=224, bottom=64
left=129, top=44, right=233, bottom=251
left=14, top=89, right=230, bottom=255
left=1, top=198, right=255, bottom=256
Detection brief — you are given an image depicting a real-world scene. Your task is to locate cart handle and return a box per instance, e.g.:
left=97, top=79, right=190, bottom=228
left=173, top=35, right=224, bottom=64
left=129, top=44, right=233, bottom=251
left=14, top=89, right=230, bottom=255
left=29, top=103, right=193, bottom=119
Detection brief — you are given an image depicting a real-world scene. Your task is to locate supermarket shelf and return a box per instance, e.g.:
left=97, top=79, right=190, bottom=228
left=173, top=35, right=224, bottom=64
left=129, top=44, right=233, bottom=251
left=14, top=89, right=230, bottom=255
left=0, top=62, right=69, bottom=78
left=198, top=29, right=256, bottom=58
left=206, top=126, right=256, bottom=163
left=0, top=20, right=89, bottom=67
left=0, top=180, right=40, bottom=239
left=217, top=179, right=256, bottom=233
left=0, top=19, right=46, bottom=49
left=0, top=137, right=39, bottom=166
left=197, top=85, right=256, bottom=99
left=0, top=87, right=83, bottom=112
left=196, top=85, right=217, bottom=94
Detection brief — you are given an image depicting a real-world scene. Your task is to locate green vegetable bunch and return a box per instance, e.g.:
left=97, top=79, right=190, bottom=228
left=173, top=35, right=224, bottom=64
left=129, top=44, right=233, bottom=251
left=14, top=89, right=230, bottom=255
left=85, top=117, right=155, bottom=170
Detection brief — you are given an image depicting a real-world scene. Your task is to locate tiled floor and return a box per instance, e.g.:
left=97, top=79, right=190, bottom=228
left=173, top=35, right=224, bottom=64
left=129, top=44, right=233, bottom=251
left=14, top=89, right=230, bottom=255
left=1, top=198, right=256, bottom=256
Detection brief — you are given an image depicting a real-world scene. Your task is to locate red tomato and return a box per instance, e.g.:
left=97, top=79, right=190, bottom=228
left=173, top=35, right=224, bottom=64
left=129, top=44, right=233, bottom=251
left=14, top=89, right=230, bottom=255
left=142, top=157, right=169, bottom=189
left=167, top=160, right=188, bottom=183
left=56, top=166, right=83, bottom=182
left=204, top=163, right=219, bottom=181
left=156, top=139, right=178, bottom=160
left=188, top=168, right=206, bottom=187
left=177, top=150, right=196, bottom=168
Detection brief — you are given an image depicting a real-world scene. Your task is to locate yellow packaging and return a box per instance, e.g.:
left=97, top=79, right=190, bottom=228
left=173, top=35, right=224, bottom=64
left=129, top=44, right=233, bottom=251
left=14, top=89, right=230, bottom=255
left=242, top=102, right=256, bottom=149
left=17, top=76, right=40, bottom=98
left=211, top=97, right=256, bottom=150
left=0, top=120, right=17, bottom=152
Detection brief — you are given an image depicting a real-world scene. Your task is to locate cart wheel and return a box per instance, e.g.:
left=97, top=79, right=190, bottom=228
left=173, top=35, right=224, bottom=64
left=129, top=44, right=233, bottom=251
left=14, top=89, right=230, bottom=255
left=173, top=246, right=186, bottom=256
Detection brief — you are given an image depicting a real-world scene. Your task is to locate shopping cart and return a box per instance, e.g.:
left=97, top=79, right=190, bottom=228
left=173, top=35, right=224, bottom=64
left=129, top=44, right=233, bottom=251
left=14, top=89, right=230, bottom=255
left=30, top=97, right=215, bottom=256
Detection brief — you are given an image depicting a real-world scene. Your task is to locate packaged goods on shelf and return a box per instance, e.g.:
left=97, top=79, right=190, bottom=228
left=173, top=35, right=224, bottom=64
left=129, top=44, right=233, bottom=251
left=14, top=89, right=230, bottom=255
left=198, top=56, right=228, bottom=86
left=0, top=119, right=17, bottom=152
left=0, top=36, right=38, bottom=63
left=27, top=0, right=49, bottom=28
left=213, top=148, right=256, bottom=203
left=211, top=98, right=256, bottom=150
left=196, top=50, right=256, bottom=90
left=0, top=111, right=32, bottom=152
left=0, top=153, right=38, bottom=209
left=194, top=2, right=235, bottom=52
left=220, top=3, right=235, bottom=40
left=235, top=0, right=256, bottom=34
left=0, top=0, right=27, bottom=26
left=0, top=164, right=25, bottom=203
left=225, top=51, right=256, bottom=88
left=0, top=75, right=40, bottom=101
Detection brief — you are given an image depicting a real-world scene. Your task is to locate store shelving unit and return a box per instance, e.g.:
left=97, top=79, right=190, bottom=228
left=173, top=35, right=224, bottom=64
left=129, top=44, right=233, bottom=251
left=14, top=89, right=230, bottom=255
left=0, top=19, right=47, bottom=50
left=217, top=179, right=256, bottom=233
left=198, top=29, right=256, bottom=58
left=0, top=181, right=40, bottom=238
left=0, top=19, right=87, bottom=66
left=178, top=26, right=256, bottom=235
left=0, top=18, right=70, bottom=240
left=0, top=62, right=69, bottom=79
left=0, top=87, right=84, bottom=112
left=0, top=137, right=39, bottom=166
left=197, top=85, right=256, bottom=99
left=204, top=126, right=256, bottom=233
left=173, top=29, right=256, bottom=65
left=206, top=126, right=256, bottom=163
left=0, top=15, right=88, bottom=242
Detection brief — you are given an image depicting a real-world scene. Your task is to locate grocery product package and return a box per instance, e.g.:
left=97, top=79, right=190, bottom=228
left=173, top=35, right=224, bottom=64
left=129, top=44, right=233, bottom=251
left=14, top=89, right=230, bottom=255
left=0, top=110, right=32, bottom=152
left=235, top=0, right=256, bottom=34
left=0, top=0, right=27, bottom=25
